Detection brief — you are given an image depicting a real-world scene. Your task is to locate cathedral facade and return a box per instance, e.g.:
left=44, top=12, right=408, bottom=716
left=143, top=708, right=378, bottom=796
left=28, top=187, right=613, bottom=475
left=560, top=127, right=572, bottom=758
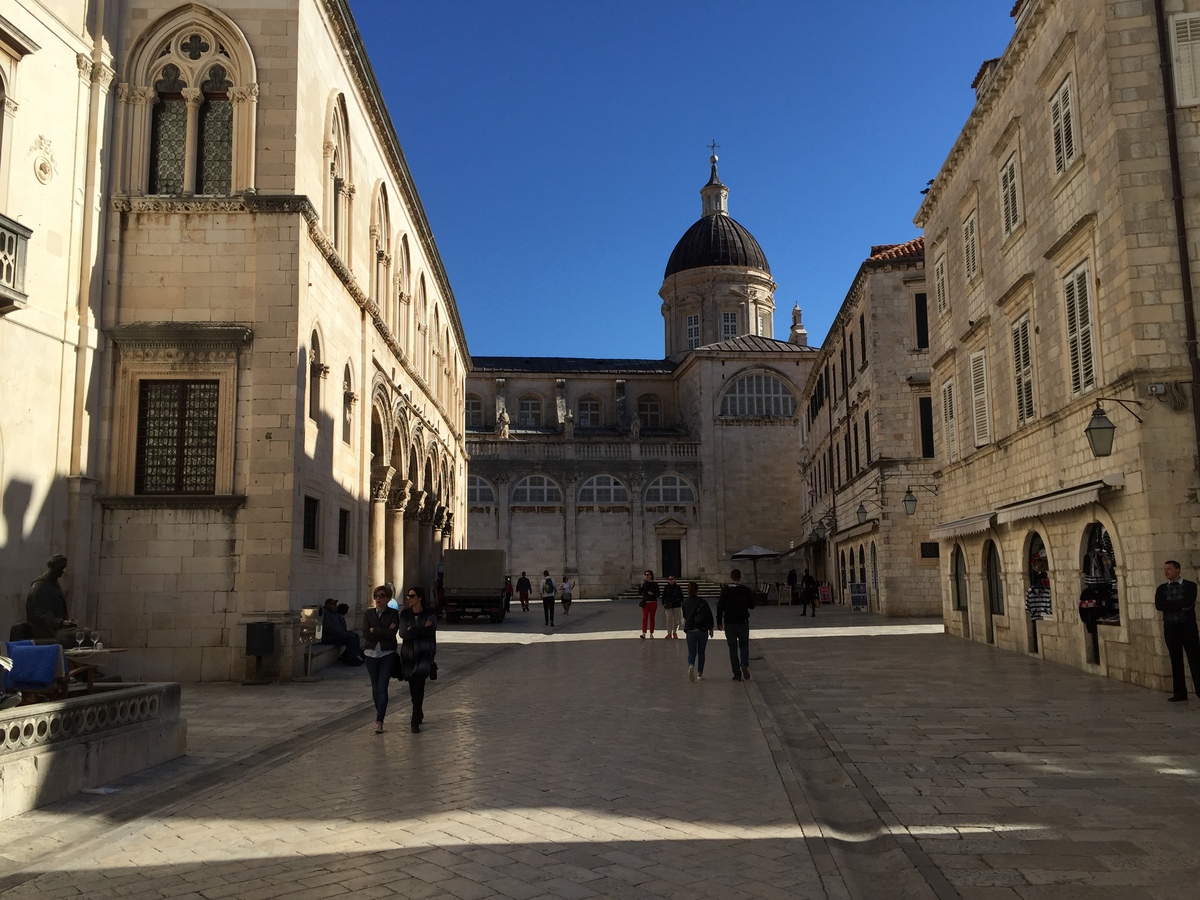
left=1, top=0, right=468, bottom=680
left=465, top=159, right=817, bottom=596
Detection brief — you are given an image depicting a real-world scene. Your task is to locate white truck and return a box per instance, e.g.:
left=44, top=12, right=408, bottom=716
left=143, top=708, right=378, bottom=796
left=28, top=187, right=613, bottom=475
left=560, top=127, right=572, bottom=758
left=442, top=549, right=508, bottom=624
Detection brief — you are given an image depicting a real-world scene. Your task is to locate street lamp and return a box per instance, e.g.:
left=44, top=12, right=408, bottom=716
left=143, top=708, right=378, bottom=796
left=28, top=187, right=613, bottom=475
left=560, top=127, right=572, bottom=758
left=902, top=489, right=917, bottom=516
left=1084, top=404, right=1116, bottom=458
left=856, top=502, right=868, bottom=524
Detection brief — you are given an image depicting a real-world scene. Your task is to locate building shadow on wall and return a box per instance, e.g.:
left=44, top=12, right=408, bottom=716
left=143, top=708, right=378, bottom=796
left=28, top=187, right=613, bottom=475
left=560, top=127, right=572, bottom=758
left=1, top=477, right=58, bottom=634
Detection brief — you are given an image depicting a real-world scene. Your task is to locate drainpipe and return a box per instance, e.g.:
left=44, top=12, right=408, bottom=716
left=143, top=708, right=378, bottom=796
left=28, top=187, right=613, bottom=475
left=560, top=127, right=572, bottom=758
left=1154, top=0, right=1200, bottom=466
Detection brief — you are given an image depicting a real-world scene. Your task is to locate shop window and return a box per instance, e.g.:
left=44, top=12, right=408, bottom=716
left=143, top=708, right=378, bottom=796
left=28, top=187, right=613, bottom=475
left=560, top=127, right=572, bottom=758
left=858, top=545, right=866, bottom=584
left=1025, top=533, right=1051, bottom=653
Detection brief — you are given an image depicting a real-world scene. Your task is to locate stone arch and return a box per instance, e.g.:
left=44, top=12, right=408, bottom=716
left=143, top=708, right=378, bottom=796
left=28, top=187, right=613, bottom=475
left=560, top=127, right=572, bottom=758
left=123, top=4, right=258, bottom=195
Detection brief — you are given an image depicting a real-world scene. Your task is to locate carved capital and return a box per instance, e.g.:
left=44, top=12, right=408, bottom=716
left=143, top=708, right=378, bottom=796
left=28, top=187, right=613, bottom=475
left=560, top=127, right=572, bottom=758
left=441, top=512, right=454, bottom=538
left=132, top=87, right=158, bottom=106
left=370, top=465, right=395, bottom=501
left=406, top=489, right=428, bottom=520
left=181, top=87, right=204, bottom=106
left=229, top=83, right=259, bottom=104
left=76, top=53, right=92, bottom=82
left=93, top=63, right=115, bottom=89
left=3, top=97, right=17, bottom=115
left=323, top=139, right=336, bottom=158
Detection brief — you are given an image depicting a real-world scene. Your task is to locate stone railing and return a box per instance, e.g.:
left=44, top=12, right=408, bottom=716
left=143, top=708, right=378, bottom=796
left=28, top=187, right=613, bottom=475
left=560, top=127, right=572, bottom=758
left=469, top=439, right=699, bottom=462
left=0, top=684, right=170, bottom=755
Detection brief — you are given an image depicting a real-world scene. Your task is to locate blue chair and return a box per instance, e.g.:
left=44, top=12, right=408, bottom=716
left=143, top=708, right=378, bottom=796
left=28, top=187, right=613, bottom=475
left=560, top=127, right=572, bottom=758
left=1, top=642, right=67, bottom=700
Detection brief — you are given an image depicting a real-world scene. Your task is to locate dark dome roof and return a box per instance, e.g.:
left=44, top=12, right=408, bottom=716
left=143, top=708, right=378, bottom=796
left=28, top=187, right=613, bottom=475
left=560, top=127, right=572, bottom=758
left=664, top=214, right=770, bottom=278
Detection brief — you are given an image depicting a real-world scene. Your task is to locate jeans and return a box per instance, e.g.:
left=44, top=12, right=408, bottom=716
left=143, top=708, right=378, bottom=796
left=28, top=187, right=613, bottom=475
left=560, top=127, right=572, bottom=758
left=364, top=653, right=396, bottom=722
left=543, top=597, right=555, bottom=625
left=409, top=676, right=427, bottom=723
left=685, top=629, right=708, bottom=674
left=724, top=623, right=750, bottom=674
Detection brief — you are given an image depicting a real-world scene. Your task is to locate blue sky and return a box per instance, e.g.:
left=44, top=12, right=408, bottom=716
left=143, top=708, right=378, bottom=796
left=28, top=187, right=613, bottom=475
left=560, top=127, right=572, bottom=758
left=348, top=1, right=1016, bottom=360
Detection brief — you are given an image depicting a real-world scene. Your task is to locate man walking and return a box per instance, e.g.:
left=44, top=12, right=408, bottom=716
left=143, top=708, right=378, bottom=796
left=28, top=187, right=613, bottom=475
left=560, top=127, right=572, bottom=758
left=1155, top=559, right=1200, bottom=701
left=540, top=570, right=557, bottom=627
left=717, top=568, right=756, bottom=681
left=515, top=571, right=531, bottom=612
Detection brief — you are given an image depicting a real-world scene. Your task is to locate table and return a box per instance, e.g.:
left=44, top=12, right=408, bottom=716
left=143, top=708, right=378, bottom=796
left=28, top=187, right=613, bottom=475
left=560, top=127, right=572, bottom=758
left=63, top=648, right=127, bottom=692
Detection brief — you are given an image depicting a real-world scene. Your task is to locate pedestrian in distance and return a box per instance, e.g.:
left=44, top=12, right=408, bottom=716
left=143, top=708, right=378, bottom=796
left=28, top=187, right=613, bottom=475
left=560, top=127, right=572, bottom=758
left=541, top=570, right=557, bottom=626
left=638, top=569, right=660, bottom=638
left=801, top=568, right=818, bottom=617
left=717, top=568, right=756, bottom=681
left=786, top=568, right=798, bottom=605
left=362, top=584, right=400, bottom=733
left=1155, top=559, right=1200, bottom=701
left=503, top=575, right=514, bottom=614
left=660, top=575, right=684, bottom=638
left=516, top=571, right=531, bottom=612
left=399, top=585, right=438, bottom=732
left=559, top=574, right=575, bottom=615
left=682, top=581, right=714, bottom=682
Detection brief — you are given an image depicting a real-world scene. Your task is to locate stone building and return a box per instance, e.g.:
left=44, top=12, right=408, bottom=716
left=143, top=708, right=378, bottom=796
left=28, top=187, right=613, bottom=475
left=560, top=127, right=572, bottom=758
left=466, top=158, right=817, bottom=596
left=0, top=0, right=468, bottom=681
left=794, top=239, right=941, bottom=616
left=914, top=0, right=1200, bottom=689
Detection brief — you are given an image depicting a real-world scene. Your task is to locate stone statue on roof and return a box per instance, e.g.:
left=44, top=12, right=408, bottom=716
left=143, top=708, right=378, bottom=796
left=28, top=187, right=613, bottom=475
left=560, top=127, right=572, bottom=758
left=788, top=305, right=809, bottom=347
left=495, top=407, right=510, bottom=440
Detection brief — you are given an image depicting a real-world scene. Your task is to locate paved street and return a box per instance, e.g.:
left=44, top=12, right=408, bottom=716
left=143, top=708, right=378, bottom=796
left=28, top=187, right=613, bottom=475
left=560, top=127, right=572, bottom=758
left=2, top=601, right=1200, bottom=899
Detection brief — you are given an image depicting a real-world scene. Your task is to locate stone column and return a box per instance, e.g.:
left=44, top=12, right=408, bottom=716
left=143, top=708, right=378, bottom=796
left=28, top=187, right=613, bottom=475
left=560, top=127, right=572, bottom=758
left=563, top=473, right=578, bottom=573
left=629, top=472, right=645, bottom=582
left=405, top=489, right=427, bottom=597
left=496, top=474, right=511, bottom=566
left=181, top=87, right=203, bottom=194
left=441, top=512, right=454, bottom=554
left=418, top=496, right=439, bottom=597
left=368, top=466, right=394, bottom=591
left=387, top=479, right=411, bottom=590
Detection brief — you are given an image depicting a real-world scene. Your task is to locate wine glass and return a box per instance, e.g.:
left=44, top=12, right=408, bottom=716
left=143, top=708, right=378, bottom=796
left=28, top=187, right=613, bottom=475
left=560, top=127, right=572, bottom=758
left=74, top=629, right=85, bottom=650
left=89, top=630, right=100, bottom=649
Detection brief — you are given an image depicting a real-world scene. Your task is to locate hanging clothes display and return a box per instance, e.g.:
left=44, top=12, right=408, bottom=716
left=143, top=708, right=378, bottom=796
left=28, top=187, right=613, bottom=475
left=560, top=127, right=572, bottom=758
left=1082, top=524, right=1120, bottom=623
left=1026, top=539, right=1052, bottom=620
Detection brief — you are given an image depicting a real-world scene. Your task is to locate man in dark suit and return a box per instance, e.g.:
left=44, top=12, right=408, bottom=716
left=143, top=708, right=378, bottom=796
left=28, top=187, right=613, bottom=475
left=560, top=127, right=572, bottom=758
left=1154, top=560, right=1200, bottom=701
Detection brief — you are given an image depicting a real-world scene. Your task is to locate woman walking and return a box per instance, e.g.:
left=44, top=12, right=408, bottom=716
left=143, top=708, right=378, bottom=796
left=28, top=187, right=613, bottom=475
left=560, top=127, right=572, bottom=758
left=661, top=575, right=684, bottom=639
left=638, top=570, right=660, bottom=638
left=559, top=574, right=575, bottom=615
left=681, top=581, right=714, bottom=682
left=362, top=584, right=400, bottom=733
left=399, top=585, right=437, bottom=733
left=541, top=570, right=557, bottom=627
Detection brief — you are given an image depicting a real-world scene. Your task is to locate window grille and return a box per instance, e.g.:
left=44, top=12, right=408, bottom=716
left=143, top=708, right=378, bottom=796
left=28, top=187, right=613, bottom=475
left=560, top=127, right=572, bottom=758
left=720, top=372, right=795, bottom=418
left=135, top=380, right=219, bottom=494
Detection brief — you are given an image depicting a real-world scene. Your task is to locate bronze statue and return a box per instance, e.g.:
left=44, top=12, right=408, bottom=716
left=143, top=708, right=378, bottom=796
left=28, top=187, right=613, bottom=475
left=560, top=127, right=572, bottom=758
left=26, top=554, right=77, bottom=644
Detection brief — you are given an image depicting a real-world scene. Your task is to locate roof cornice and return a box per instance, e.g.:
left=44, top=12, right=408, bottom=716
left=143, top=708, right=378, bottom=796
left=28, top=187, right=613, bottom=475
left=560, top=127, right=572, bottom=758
left=914, top=0, right=1053, bottom=228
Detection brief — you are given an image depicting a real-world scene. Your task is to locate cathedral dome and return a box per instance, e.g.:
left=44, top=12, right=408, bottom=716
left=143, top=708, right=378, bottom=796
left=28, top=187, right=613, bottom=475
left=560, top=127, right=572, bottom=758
left=664, top=213, right=770, bottom=278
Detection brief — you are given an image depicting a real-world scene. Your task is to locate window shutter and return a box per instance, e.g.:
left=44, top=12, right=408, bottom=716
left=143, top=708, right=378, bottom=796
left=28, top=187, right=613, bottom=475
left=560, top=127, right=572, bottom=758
left=1174, top=15, right=1200, bottom=106
left=934, top=256, right=948, bottom=316
left=969, top=351, right=991, bottom=447
left=963, top=215, right=978, bottom=280
left=1051, top=78, right=1077, bottom=174
left=1000, top=155, right=1020, bottom=236
left=1012, top=317, right=1035, bottom=424
left=941, top=379, right=958, bottom=461
left=1064, top=264, right=1096, bottom=394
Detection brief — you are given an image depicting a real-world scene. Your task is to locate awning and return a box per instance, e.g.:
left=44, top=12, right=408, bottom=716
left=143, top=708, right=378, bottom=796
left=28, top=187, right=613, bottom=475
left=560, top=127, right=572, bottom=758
left=994, top=475, right=1124, bottom=525
left=833, top=520, right=878, bottom=542
left=930, top=511, right=995, bottom=542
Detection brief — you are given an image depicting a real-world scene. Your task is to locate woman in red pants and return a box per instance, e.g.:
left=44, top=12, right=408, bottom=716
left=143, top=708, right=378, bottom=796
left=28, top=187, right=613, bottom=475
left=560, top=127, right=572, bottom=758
left=638, top=569, right=660, bottom=638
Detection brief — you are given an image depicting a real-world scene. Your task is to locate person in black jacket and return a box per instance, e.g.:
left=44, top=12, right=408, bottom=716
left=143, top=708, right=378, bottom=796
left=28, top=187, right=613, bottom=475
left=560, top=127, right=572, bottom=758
left=1155, top=560, right=1200, bottom=701
left=516, top=572, right=532, bottom=612
left=638, top=570, right=660, bottom=638
left=661, top=575, right=684, bottom=639
left=717, top=568, right=756, bottom=681
left=400, top=585, right=438, bottom=732
left=681, top=581, right=714, bottom=682
left=362, top=584, right=400, bottom=733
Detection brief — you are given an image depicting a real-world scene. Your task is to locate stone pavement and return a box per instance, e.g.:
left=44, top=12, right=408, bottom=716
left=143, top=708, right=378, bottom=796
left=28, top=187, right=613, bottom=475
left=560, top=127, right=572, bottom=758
left=2, top=600, right=1200, bottom=899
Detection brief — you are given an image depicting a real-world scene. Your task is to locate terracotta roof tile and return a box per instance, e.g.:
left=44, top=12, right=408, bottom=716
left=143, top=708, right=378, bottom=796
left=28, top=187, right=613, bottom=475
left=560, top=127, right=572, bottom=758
left=868, top=237, right=924, bottom=262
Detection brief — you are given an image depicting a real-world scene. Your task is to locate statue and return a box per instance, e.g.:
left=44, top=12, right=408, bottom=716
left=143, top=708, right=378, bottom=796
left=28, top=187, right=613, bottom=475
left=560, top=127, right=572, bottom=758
left=495, top=407, right=510, bottom=440
left=563, top=410, right=575, bottom=439
left=26, top=555, right=78, bottom=645
left=629, top=415, right=641, bottom=440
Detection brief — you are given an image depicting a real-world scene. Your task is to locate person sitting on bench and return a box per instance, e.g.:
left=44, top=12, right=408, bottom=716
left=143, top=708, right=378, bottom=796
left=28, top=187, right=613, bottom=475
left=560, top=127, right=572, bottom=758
left=321, top=598, right=364, bottom=664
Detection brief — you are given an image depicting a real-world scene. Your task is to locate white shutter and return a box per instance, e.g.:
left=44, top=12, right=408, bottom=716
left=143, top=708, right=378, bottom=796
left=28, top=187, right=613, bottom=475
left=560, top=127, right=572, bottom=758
left=1174, top=15, right=1200, bottom=107
left=969, top=351, right=991, bottom=447
left=935, top=255, right=948, bottom=316
left=1064, top=263, right=1096, bottom=394
left=942, top=379, right=958, bottom=462
left=1012, top=316, right=1035, bottom=424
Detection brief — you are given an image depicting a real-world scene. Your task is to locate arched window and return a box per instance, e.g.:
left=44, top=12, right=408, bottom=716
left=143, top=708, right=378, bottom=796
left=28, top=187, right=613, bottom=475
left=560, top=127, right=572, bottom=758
left=511, top=475, right=562, bottom=504
left=858, top=545, right=866, bottom=584
left=577, top=396, right=602, bottom=427
left=645, top=474, right=696, bottom=503
left=371, top=186, right=391, bottom=314
left=324, top=95, right=351, bottom=258
left=517, top=394, right=543, bottom=428
left=467, top=474, right=496, bottom=504
left=839, top=549, right=847, bottom=596
left=637, top=395, right=662, bottom=428
left=985, top=540, right=1004, bottom=615
left=871, top=542, right=878, bottom=591
left=720, top=371, right=796, bottom=418
left=396, top=233, right=410, bottom=345
left=341, top=365, right=353, bottom=445
left=465, top=394, right=484, bottom=428
left=578, top=475, right=629, bottom=503
left=308, top=331, right=325, bottom=421
left=126, top=12, right=257, bottom=197
left=951, top=545, right=968, bottom=610
left=418, top=276, right=429, bottom=379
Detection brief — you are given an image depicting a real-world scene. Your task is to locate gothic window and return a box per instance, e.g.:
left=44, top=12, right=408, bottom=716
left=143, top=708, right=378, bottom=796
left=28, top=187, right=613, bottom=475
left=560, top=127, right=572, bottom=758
left=637, top=395, right=662, bottom=428
left=517, top=394, right=543, bottom=428
left=308, top=331, right=325, bottom=422
left=127, top=13, right=257, bottom=197
left=418, top=276, right=429, bottom=379
left=720, top=372, right=795, bottom=418
left=341, top=365, right=353, bottom=445
left=135, top=380, right=220, bottom=494
left=511, top=475, right=562, bottom=504
left=645, top=474, right=696, bottom=503
left=578, top=475, right=629, bottom=504
left=467, top=475, right=495, bottom=504
left=465, top=394, right=484, bottom=428
left=325, top=95, right=351, bottom=258
left=577, top=397, right=602, bottom=427
left=371, top=186, right=391, bottom=315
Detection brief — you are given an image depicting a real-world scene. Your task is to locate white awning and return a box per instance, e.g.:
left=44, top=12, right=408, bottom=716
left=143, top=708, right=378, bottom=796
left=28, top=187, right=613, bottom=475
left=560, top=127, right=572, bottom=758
left=994, top=475, right=1124, bottom=525
left=930, top=511, right=995, bottom=542
left=833, top=520, right=878, bottom=542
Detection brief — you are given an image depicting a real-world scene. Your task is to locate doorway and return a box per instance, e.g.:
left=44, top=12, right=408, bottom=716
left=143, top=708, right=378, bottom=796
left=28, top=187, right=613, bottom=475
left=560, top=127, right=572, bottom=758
left=661, top=540, right=682, bottom=578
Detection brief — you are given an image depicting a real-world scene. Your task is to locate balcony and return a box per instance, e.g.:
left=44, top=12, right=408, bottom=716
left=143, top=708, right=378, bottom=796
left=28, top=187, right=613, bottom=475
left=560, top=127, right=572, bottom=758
left=0, top=212, right=32, bottom=316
